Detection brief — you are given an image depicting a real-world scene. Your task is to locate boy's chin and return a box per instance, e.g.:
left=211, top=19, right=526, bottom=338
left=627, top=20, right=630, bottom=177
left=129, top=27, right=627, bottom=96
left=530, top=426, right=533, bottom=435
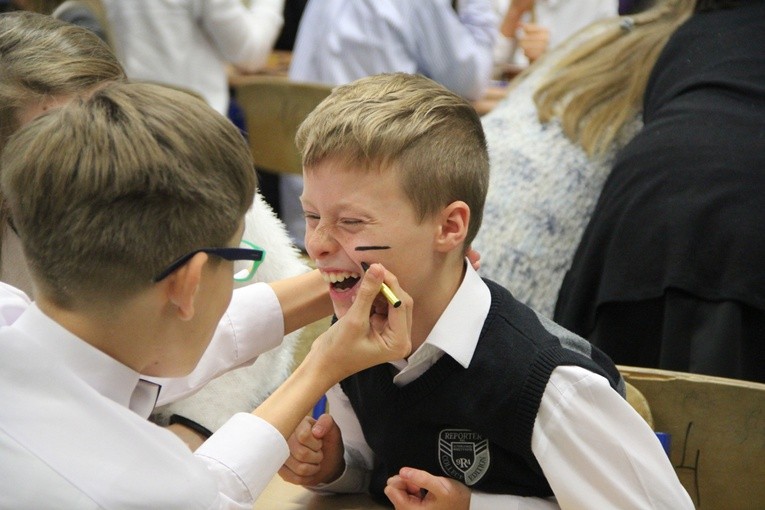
left=332, top=302, right=351, bottom=319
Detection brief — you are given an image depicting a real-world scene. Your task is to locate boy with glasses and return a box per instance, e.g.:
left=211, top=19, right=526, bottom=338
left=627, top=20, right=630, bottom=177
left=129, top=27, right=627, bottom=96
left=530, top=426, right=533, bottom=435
left=0, top=81, right=412, bottom=508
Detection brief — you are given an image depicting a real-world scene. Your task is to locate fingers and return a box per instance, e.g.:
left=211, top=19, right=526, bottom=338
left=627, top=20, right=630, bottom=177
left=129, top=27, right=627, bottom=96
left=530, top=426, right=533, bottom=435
left=518, top=23, right=549, bottom=63
left=466, top=247, right=481, bottom=271
left=384, top=475, right=423, bottom=509
left=353, top=263, right=412, bottom=360
left=372, top=264, right=412, bottom=351
left=385, top=468, right=471, bottom=510
left=279, top=417, right=323, bottom=482
left=500, top=0, right=535, bottom=37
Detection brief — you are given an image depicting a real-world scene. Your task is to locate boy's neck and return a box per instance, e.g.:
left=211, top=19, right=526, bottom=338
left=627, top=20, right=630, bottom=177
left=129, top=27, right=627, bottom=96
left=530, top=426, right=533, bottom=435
left=36, top=292, right=167, bottom=375
left=408, top=256, right=467, bottom=354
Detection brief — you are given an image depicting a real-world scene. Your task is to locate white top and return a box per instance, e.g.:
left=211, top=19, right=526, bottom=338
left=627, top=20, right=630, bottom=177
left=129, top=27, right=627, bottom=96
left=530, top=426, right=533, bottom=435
left=102, top=0, right=285, bottom=113
left=320, top=264, right=693, bottom=509
left=0, top=283, right=289, bottom=509
left=289, top=0, right=497, bottom=101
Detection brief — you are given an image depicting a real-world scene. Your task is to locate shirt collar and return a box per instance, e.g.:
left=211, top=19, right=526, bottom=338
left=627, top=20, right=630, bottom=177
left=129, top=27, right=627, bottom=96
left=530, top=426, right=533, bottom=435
left=424, top=261, right=491, bottom=368
left=14, top=304, right=160, bottom=418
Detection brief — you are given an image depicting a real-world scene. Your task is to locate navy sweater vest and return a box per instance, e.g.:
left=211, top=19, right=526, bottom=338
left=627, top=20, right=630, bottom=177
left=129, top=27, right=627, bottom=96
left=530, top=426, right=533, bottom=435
left=340, top=279, right=623, bottom=498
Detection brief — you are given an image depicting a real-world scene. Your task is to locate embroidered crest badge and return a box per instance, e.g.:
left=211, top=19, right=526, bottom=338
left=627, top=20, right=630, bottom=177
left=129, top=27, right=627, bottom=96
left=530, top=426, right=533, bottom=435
left=438, top=429, right=490, bottom=486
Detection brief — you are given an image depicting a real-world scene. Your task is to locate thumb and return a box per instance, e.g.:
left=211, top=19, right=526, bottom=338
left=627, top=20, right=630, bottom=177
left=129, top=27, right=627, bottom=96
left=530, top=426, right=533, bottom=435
left=500, top=7, right=522, bottom=38
left=345, top=262, right=385, bottom=319
left=399, top=467, right=451, bottom=494
left=311, top=413, right=336, bottom=439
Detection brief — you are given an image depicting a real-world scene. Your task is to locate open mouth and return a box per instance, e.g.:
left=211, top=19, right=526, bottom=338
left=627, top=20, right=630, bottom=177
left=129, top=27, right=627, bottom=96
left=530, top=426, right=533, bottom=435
left=321, top=271, right=361, bottom=292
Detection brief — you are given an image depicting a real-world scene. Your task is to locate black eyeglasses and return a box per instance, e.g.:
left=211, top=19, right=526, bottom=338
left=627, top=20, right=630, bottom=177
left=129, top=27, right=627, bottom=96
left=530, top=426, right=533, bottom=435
left=152, top=240, right=265, bottom=283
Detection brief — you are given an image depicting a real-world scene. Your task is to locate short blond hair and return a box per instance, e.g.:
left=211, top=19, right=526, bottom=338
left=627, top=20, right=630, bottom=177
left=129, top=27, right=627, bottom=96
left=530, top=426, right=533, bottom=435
left=1, top=82, right=257, bottom=307
left=296, top=73, right=489, bottom=249
left=532, top=0, right=695, bottom=156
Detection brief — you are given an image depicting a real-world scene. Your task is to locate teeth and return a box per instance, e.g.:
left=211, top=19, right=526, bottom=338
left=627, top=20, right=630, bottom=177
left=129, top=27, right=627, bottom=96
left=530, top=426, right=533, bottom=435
left=321, top=271, right=361, bottom=283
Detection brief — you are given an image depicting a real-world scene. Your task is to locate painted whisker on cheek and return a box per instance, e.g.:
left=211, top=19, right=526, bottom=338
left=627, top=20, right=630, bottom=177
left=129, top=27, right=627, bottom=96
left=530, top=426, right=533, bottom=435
left=354, top=245, right=391, bottom=251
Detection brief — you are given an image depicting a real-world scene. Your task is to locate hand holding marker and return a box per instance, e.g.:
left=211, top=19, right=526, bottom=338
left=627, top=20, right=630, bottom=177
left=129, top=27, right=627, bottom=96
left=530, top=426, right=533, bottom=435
left=360, top=262, right=401, bottom=308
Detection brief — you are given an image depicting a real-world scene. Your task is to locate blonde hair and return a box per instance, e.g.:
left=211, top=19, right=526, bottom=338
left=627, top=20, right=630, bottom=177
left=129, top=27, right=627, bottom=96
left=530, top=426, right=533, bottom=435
left=532, top=0, right=696, bottom=156
left=296, top=72, right=489, bottom=249
left=0, top=82, right=257, bottom=307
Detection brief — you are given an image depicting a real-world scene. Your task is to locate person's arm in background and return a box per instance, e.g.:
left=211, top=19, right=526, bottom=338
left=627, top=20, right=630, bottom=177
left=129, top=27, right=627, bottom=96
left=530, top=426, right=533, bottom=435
left=199, top=0, right=286, bottom=73
left=414, top=0, right=498, bottom=101
left=500, top=0, right=534, bottom=38
left=499, top=0, right=550, bottom=63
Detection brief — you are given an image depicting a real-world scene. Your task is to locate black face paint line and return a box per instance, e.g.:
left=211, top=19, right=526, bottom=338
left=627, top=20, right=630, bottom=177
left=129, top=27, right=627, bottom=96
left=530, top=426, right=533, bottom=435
left=355, top=245, right=391, bottom=251
left=360, top=261, right=401, bottom=308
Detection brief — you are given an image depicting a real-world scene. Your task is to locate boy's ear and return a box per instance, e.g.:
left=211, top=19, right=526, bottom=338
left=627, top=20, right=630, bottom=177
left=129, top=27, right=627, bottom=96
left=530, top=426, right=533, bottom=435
left=434, top=201, right=470, bottom=253
left=164, top=252, right=208, bottom=321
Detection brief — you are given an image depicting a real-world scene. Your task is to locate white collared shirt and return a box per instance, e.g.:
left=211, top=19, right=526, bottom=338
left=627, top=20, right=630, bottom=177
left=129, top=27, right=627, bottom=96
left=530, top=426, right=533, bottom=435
left=322, top=263, right=693, bottom=509
left=102, top=0, right=285, bottom=114
left=0, top=283, right=289, bottom=509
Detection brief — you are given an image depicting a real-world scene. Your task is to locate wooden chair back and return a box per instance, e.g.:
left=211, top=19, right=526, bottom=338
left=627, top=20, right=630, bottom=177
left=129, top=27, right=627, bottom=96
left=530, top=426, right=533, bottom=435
left=233, top=77, right=333, bottom=175
left=619, top=365, right=765, bottom=509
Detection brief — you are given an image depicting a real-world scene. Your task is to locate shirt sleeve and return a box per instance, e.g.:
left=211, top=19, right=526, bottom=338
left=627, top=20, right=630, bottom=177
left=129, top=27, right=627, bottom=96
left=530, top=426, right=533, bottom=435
left=412, top=0, right=498, bottom=100
left=470, top=492, right=560, bottom=510
left=532, top=366, right=694, bottom=509
left=198, top=0, right=285, bottom=72
left=195, top=412, right=290, bottom=505
left=310, top=383, right=374, bottom=494
left=152, top=282, right=285, bottom=405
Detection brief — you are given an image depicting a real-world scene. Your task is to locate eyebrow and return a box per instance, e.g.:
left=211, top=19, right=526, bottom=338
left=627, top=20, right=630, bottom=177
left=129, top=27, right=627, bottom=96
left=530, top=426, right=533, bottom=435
left=355, top=245, right=391, bottom=251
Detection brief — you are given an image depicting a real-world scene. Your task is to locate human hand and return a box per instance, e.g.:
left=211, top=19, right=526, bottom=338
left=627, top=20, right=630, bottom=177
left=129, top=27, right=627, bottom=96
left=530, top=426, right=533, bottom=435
left=307, top=263, right=412, bottom=382
left=500, top=0, right=535, bottom=38
left=279, top=413, right=345, bottom=486
left=466, top=247, right=481, bottom=271
left=384, top=467, right=471, bottom=510
left=518, top=22, right=550, bottom=62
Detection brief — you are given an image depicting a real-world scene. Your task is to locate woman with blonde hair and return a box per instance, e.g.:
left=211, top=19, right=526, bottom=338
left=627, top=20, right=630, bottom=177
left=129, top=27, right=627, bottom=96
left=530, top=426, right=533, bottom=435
left=473, top=0, right=695, bottom=318
left=555, top=0, right=765, bottom=383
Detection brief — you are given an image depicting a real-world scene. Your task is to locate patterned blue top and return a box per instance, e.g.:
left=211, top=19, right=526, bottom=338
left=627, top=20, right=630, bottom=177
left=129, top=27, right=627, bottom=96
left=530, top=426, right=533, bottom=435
left=474, top=49, right=641, bottom=318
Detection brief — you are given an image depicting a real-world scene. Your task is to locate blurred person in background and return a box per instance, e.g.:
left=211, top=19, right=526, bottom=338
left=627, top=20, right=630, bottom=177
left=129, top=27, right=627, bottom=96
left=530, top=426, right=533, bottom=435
left=101, top=0, right=285, bottom=114
left=280, top=0, right=498, bottom=249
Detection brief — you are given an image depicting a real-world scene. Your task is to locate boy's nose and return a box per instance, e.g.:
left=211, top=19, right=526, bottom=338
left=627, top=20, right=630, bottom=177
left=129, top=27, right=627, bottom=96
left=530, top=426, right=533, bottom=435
left=305, top=224, right=337, bottom=259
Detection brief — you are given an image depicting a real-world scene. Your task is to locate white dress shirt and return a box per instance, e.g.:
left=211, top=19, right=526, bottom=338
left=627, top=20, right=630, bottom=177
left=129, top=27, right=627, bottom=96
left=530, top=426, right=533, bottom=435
left=0, top=282, right=289, bottom=509
left=102, top=0, right=285, bottom=113
left=320, top=264, right=693, bottom=509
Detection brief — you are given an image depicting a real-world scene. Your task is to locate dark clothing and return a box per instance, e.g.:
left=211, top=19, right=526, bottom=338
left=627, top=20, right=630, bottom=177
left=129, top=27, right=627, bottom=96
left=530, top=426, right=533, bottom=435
left=341, top=279, right=624, bottom=499
left=554, top=1, right=765, bottom=383
left=274, top=0, right=307, bottom=50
